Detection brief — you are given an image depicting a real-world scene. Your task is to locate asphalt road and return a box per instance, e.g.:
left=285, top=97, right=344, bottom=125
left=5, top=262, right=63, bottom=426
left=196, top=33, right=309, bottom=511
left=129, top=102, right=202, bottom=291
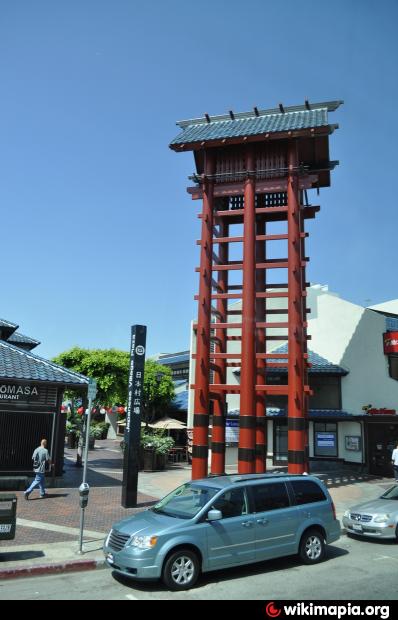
left=1, top=534, right=397, bottom=600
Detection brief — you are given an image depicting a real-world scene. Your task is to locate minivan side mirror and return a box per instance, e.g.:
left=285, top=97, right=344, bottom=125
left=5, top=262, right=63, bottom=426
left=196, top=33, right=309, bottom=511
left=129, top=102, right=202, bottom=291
left=207, top=509, right=222, bottom=521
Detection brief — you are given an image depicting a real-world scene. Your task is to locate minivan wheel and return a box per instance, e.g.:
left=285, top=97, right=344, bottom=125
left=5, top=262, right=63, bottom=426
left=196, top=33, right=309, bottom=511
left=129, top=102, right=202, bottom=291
left=162, top=549, right=200, bottom=590
left=299, top=529, right=326, bottom=564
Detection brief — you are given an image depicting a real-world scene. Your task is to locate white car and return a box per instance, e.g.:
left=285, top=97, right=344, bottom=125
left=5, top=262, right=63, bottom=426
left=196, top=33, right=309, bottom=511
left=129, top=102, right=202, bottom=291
left=342, top=484, right=398, bottom=540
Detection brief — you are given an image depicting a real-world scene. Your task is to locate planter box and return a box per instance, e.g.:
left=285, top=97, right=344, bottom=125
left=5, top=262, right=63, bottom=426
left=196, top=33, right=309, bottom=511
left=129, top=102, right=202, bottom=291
left=66, top=433, right=78, bottom=449
left=143, top=448, right=166, bottom=471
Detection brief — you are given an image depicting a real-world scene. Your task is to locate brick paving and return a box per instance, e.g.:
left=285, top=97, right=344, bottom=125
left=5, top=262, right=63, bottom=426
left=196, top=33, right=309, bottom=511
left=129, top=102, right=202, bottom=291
left=2, top=438, right=394, bottom=552
left=4, top=439, right=162, bottom=547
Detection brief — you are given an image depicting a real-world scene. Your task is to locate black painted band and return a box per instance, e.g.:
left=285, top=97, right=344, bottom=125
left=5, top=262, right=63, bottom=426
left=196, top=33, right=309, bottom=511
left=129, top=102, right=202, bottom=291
left=288, top=450, right=305, bottom=464
left=238, top=447, right=256, bottom=462
left=288, top=418, right=306, bottom=432
left=239, top=416, right=256, bottom=429
left=211, top=442, right=225, bottom=454
left=192, top=445, right=209, bottom=459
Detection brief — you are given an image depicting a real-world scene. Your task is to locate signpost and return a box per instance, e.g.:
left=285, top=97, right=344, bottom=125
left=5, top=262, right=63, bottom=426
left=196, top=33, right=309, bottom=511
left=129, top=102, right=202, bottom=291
left=122, top=325, right=146, bottom=508
left=78, top=378, right=97, bottom=554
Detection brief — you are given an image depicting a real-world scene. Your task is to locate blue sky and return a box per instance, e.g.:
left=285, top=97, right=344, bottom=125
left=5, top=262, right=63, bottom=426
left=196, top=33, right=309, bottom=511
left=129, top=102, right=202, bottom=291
left=0, top=0, right=397, bottom=360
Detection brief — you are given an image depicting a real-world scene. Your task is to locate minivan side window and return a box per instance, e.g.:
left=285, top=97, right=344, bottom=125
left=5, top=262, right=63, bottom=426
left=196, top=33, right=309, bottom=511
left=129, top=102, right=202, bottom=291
left=290, top=480, right=326, bottom=505
left=211, top=487, right=248, bottom=519
left=251, top=482, right=290, bottom=512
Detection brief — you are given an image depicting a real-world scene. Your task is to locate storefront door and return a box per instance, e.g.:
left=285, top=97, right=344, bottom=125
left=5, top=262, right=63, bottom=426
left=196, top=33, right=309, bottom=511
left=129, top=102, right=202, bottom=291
left=367, top=422, right=398, bottom=477
left=0, top=411, right=54, bottom=472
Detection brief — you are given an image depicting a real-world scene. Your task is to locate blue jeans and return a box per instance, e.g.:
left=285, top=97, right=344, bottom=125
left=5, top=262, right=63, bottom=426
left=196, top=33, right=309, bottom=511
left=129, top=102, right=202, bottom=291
left=394, top=465, right=398, bottom=481
left=26, top=473, right=46, bottom=496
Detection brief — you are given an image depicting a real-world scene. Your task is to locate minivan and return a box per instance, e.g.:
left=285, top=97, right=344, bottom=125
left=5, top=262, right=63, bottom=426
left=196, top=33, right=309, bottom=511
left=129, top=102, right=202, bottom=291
left=103, top=473, right=341, bottom=590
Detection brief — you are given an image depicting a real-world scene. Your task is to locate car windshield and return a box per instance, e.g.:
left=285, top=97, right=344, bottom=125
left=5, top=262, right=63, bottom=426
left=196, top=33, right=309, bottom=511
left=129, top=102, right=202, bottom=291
left=380, top=485, right=398, bottom=500
left=151, top=483, right=219, bottom=519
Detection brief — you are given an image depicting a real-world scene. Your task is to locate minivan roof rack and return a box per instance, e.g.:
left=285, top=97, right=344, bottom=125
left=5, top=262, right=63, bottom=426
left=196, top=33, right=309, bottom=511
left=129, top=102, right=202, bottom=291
left=231, top=473, right=308, bottom=483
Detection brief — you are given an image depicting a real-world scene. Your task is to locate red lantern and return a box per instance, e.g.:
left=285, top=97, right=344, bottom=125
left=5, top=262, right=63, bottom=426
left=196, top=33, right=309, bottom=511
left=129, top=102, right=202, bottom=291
left=118, top=406, right=125, bottom=415
left=77, top=406, right=85, bottom=415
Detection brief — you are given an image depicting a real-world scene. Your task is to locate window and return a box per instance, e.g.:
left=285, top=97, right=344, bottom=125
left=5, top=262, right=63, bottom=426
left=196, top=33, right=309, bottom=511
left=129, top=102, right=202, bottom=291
left=251, top=482, right=290, bottom=512
left=388, top=356, right=398, bottom=381
left=212, top=488, right=248, bottom=519
left=290, top=480, right=326, bottom=505
left=152, top=483, right=218, bottom=519
left=309, top=376, right=342, bottom=409
left=314, top=422, right=338, bottom=457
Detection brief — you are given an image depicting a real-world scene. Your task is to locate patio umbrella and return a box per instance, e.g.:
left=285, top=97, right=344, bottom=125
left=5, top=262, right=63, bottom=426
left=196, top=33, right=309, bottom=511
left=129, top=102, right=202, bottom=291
left=149, top=416, right=187, bottom=430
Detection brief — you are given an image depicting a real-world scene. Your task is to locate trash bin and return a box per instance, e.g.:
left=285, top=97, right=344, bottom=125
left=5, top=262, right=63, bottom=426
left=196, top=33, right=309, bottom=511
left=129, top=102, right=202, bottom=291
left=0, top=493, right=17, bottom=541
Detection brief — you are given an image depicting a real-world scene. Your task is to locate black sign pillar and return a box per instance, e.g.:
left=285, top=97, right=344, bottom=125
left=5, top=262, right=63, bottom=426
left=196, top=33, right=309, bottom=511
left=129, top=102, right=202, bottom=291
left=121, top=325, right=147, bottom=508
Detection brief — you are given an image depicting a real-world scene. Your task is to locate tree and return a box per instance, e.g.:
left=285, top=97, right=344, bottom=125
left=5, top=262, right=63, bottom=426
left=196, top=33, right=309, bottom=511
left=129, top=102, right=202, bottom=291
left=52, top=347, right=130, bottom=406
left=142, top=359, right=175, bottom=424
left=52, top=348, right=175, bottom=420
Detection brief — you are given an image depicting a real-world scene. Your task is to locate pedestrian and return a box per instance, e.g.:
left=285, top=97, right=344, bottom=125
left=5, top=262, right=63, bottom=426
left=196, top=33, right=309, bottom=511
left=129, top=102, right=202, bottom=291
left=24, top=439, right=52, bottom=499
left=392, top=442, right=398, bottom=482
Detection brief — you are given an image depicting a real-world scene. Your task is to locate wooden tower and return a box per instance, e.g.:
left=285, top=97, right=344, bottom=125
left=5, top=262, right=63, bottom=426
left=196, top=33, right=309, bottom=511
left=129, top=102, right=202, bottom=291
left=170, top=100, right=342, bottom=479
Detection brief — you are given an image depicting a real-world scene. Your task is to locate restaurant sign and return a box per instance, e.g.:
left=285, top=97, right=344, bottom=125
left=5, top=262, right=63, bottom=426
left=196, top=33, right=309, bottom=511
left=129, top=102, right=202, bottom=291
left=0, top=383, right=40, bottom=401
left=383, top=331, right=398, bottom=355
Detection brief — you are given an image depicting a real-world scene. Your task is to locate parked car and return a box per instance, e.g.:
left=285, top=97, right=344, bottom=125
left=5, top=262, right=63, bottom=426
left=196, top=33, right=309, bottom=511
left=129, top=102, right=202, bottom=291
left=103, top=473, right=340, bottom=590
left=342, top=484, right=398, bottom=540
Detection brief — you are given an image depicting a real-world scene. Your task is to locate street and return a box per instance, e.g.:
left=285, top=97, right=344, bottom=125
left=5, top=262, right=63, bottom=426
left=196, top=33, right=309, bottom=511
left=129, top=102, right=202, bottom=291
left=1, top=533, right=397, bottom=600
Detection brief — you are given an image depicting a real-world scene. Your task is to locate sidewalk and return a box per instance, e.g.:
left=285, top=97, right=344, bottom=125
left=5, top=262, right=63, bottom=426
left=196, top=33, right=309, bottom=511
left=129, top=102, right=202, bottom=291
left=0, top=439, right=394, bottom=580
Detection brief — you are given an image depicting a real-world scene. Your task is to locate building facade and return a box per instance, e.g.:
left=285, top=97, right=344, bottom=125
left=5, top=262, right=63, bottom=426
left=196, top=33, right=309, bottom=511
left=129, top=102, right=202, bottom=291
left=187, top=285, right=398, bottom=475
left=0, top=318, right=89, bottom=482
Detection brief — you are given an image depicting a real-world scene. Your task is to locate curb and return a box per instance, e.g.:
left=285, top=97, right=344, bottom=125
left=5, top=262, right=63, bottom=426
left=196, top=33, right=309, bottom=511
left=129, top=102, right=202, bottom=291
left=0, top=558, right=106, bottom=580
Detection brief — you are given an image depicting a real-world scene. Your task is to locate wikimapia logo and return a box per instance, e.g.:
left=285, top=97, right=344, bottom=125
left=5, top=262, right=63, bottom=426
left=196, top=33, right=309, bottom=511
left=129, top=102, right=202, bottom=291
left=264, top=602, right=390, bottom=620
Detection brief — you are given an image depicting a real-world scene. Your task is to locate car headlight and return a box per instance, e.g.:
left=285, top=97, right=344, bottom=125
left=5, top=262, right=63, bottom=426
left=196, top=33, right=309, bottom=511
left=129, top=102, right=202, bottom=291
left=343, top=510, right=350, bottom=518
left=129, top=535, right=158, bottom=549
left=373, top=514, right=390, bottom=523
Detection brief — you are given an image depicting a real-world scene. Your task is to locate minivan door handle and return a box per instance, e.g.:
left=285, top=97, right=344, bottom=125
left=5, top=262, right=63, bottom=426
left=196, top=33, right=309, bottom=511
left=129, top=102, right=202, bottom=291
left=241, top=520, right=253, bottom=527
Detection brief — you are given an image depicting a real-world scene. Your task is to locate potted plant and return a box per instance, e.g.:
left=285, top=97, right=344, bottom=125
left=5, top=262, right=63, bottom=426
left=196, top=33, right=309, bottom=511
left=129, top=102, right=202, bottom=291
left=66, top=420, right=79, bottom=449
left=141, top=431, right=175, bottom=471
left=88, top=425, right=103, bottom=449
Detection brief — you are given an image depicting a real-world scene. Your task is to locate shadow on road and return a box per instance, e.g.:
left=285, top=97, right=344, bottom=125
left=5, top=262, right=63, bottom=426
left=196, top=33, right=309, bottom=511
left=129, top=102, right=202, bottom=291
left=111, top=545, right=349, bottom=593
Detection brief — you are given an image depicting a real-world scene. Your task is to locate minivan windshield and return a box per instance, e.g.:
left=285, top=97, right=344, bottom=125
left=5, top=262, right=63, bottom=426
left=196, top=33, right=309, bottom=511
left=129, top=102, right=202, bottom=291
left=152, top=483, right=219, bottom=519
left=380, top=485, right=398, bottom=500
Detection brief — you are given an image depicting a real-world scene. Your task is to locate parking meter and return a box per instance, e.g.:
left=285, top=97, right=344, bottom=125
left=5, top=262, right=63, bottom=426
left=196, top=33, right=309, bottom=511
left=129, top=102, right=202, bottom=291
left=79, top=482, right=90, bottom=509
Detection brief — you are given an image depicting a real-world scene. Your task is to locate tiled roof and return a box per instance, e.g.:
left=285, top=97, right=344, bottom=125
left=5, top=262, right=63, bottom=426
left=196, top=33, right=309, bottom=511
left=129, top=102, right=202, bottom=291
left=7, top=332, right=41, bottom=348
left=159, top=353, right=190, bottom=366
left=170, top=101, right=342, bottom=147
left=0, top=340, right=89, bottom=386
left=228, top=408, right=356, bottom=418
left=172, top=390, right=188, bottom=411
left=0, top=319, right=18, bottom=329
left=233, top=344, right=348, bottom=375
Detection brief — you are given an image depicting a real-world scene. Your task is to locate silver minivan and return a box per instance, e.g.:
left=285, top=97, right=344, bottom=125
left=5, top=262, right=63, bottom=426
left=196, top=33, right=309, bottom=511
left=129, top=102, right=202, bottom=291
left=103, top=473, right=341, bottom=590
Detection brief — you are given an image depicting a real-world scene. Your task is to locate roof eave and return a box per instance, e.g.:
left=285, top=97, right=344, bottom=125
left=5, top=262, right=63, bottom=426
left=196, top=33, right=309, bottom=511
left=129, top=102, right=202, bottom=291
left=169, top=125, right=336, bottom=153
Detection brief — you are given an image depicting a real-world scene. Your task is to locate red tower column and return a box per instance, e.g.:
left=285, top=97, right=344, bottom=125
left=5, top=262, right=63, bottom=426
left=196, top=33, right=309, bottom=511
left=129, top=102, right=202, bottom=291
left=211, top=220, right=228, bottom=474
left=192, top=151, right=215, bottom=480
left=255, top=219, right=267, bottom=473
left=287, top=141, right=306, bottom=474
left=239, top=148, right=256, bottom=474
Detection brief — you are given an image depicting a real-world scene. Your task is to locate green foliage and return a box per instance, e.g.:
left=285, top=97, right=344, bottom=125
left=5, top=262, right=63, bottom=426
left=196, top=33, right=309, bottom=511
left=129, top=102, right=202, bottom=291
left=53, top=348, right=175, bottom=423
left=52, top=347, right=130, bottom=406
left=89, top=425, right=103, bottom=439
left=141, top=430, right=175, bottom=455
left=142, top=359, right=175, bottom=424
left=119, top=429, right=175, bottom=455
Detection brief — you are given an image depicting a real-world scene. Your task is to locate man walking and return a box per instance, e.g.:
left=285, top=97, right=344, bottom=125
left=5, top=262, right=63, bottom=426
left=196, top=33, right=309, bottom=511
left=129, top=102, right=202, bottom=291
left=24, top=439, right=51, bottom=499
left=392, top=442, right=398, bottom=482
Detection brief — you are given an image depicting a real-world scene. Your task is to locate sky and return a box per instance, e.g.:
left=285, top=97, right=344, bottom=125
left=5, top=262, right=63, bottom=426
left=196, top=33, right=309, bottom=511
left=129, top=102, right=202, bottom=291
left=0, top=0, right=397, bottom=360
